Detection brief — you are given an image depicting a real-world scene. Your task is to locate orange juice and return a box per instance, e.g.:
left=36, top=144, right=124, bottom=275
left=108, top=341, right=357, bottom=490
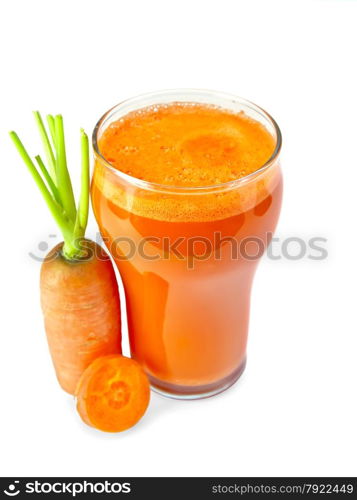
left=92, top=92, right=282, bottom=398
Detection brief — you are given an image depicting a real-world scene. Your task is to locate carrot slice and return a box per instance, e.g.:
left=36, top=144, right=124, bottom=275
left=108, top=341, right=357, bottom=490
left=76, top=355, right=150, bottom=432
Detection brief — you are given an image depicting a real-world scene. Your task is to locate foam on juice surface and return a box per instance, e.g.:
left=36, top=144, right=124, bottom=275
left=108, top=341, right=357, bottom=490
left=98, top=103, right=275, bottom=187
left=94, top=103, right=281, bottom=222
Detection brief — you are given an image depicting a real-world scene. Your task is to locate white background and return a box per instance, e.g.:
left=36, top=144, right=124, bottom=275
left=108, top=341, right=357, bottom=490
left=0, top=0, right=356, bottom=477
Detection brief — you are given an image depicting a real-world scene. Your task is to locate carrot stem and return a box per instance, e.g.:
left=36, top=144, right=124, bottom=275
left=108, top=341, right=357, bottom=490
left=35, top=155, right=62, bottom=205
left=9, top=132, right=73, bottom=242
left=33, top=111, right=57, bottom=183
left=46, top=114, right=57, bottom=153
left=74, top=130, right=90, bottom=240
left=54, top=115, right=77, bottom=224
left=10, top=114, right=91, bottom=261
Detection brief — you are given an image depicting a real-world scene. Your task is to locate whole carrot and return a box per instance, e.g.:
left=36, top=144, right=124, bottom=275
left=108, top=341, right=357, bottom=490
left=10, top=113, right=122, bottom=394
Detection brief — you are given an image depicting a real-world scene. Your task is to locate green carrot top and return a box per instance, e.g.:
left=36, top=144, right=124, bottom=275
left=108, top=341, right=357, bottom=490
left=9, top=112, right=90, bottom=260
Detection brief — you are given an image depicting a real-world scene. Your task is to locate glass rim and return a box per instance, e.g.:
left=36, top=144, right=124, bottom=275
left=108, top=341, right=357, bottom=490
left=92, top=88, right=282, bottom=193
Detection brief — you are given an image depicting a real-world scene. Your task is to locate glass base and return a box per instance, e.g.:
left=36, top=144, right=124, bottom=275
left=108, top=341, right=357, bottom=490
left=149, top=356, right=246, bottom=400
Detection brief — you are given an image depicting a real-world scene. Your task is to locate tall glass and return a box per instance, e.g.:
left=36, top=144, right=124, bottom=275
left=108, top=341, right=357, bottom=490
left=92, top=90, right=282, bottom=399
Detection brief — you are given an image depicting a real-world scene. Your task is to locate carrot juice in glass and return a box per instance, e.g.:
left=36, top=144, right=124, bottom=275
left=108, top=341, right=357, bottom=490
left=92, top=90, right=282, bottom=399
